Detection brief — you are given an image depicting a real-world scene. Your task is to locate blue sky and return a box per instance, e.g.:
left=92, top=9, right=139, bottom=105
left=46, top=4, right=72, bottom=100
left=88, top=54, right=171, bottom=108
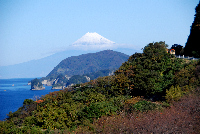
left=0, top=0, right=199, bottom=66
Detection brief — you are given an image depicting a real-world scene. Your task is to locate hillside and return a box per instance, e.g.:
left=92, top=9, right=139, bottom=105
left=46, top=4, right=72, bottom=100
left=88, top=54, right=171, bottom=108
left=1, top=41, right=200, bottom=133
left=46, top=50, right=129, bottom=79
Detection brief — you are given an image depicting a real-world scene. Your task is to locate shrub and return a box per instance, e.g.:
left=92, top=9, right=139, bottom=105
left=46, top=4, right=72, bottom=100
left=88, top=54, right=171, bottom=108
left=23, top=99, right=35, bottom=105
left=165, top=85, right=184, bottom=102
left=109, top=95, right=127, bottom=110
left=133, top=100, right=158, bottom=112
left=93, top=91, right=200, bottom=133
left=82, top=101, right=118, bottom=123
left=125, top=96, right=142, bottom=105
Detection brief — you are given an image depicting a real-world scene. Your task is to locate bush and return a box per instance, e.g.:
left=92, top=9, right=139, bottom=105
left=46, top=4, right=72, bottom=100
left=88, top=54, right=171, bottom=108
left=93, top=92, right=200, bottom=133
left=82, top=101, right=118, bottom=122
left=23, top=99, right=35, bottom=105
left=133, top=100, right=158, bottom=112
left=109, top=95, right=127, bottom=110
left=165, top=85, right=184, bottom=102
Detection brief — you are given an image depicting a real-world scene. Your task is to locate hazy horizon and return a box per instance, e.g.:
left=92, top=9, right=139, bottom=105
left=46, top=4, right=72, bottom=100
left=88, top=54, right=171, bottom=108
left=1, top=0, right=199, bottom=67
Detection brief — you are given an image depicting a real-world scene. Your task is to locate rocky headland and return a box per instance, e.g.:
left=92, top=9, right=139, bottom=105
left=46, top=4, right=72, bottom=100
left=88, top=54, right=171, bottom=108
left=31, top=85, right=45, bottom=90
left=30, top=78, right=45, bottom=90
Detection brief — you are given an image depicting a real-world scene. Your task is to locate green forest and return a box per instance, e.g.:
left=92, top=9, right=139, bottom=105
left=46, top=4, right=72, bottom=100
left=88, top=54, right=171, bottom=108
left=46, top=50, right=129, bottom=79
left=1, top=41, right=200, bottom=133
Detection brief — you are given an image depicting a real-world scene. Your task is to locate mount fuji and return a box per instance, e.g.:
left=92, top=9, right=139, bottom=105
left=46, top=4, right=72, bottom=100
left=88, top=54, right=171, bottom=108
left=0, top=32, right=140, bottom=78
left=72, top=32, right=116, bottom=50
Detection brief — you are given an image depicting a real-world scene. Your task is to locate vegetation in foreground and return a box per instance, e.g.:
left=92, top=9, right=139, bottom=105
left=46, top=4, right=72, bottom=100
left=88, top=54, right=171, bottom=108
left=0, top=41, right=200, bottom=133
left=93, top=89, right=200, bottom=133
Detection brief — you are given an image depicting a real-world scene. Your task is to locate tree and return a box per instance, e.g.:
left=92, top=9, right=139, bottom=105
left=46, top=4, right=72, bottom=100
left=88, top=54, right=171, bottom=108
left=116, top=41, right=183, bottom=100
left=171, top=44, right=183, bottom=55
left=184, top=2, right=200, bottom=57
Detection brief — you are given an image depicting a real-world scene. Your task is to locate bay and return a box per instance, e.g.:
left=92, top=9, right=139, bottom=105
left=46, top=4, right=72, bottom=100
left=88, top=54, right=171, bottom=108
left=0, top=78, right=58, bottom=121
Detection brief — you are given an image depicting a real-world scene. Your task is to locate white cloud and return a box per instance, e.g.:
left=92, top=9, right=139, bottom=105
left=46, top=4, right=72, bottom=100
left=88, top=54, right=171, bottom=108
left=71, top=42, right=142, bottom=52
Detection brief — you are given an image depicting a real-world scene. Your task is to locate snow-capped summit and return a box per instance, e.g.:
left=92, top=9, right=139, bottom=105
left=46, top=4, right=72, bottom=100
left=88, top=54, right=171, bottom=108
left=72, top=32, right=115, bottom=46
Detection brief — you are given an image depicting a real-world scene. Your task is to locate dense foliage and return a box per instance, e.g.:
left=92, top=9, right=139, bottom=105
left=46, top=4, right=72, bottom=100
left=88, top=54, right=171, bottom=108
left=1, top=42, right=200, bottom=133
left=46, top=50, right=129, bottom=79
left=116, top=41, right=184, bottom=100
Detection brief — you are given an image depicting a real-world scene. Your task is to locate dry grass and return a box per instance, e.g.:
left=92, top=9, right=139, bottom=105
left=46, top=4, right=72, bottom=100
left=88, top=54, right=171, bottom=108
left=93, top=88, right=200, bottom=134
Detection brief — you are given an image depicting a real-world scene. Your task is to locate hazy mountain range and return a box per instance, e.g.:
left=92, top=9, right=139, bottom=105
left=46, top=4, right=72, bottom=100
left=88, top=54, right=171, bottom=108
left=0, top=32, right=139, bottom=79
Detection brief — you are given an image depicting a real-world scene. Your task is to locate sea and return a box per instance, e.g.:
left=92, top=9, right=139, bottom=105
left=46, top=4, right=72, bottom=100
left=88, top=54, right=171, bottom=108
left=0, top=78, right=58, bottom=121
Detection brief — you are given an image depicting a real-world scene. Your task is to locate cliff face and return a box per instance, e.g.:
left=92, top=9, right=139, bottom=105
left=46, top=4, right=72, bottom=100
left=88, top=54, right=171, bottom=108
left=42, top=80, right=53, bottom=86
left=51, top=86, right=65, bottom=90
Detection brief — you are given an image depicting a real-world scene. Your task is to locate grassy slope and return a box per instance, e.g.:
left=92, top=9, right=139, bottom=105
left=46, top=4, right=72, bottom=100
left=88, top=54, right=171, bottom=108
left=92, top=88, right=200, bottom=133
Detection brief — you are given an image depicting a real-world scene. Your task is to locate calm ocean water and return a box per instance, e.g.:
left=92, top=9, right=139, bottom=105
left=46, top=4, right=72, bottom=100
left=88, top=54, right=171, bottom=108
left=0, top=78, right=59, bottom=121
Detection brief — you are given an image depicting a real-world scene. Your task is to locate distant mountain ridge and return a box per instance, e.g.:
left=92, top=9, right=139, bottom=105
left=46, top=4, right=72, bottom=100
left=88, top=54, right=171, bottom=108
left=0, top=32, right=139, bottom=79
left=46, top=50, right=129, bottom=80
left=0, top=50, right=90, bottom=79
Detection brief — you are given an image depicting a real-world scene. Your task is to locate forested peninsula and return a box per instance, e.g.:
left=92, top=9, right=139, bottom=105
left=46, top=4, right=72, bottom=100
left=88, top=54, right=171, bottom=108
left=30, top=50, right=129, bottom=90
